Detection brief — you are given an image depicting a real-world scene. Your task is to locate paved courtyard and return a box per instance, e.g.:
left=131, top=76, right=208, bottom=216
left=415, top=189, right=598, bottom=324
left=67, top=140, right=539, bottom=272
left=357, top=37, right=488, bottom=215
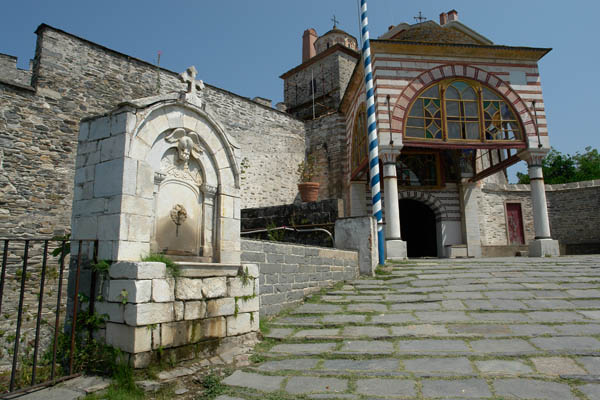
left=220, top=256, right=600, bottom=399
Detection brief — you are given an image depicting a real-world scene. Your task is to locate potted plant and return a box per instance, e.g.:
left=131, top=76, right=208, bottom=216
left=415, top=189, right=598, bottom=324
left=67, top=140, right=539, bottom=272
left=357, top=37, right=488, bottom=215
left=297, top=153, right=321, bottom=202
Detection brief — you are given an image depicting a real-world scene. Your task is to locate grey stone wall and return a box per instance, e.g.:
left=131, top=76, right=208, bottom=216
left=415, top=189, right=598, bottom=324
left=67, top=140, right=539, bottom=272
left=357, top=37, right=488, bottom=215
left=0, top=53, right=32, bottom=86
left=240, top=239, right=359, bottom=316
left=0, top=24, right=305, bottom=237
left=478, top=180, right=600, bottom=253
left=305, top=112, right=348, bottom=201
left=546, top=181, right=600, bottom=253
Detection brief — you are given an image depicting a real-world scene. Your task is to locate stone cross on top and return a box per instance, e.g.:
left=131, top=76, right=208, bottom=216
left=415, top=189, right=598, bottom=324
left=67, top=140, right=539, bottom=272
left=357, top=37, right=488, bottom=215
left=180, top=66, right=205, bottom=97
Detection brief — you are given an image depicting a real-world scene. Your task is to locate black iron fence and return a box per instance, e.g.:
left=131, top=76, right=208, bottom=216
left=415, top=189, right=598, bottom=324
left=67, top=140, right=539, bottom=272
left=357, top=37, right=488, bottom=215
left=0, top=238, right=98, bottom=397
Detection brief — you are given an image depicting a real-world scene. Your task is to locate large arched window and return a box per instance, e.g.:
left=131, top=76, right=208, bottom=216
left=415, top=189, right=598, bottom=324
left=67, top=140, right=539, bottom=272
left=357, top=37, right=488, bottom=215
left=405, top=79, right=523, bottom=143
left=351, top=104, right=368, bottom=173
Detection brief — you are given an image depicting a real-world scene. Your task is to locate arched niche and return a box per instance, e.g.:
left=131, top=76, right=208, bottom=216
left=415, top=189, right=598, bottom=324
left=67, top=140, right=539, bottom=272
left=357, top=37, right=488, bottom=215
left=126, top=100, right=240, bottom=264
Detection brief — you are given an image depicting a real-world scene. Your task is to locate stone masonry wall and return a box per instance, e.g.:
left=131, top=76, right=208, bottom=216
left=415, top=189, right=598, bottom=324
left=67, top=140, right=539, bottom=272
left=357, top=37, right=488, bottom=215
left=305, top=112, right=348, bottom=201
left=478, top=180, right=600, bottom=252
left=0, top=24, right=305, bottom=238
left=96, top=261, right=259, bottom=368
left=546, top=181, right=600, bottom=253
left=240, top=239, right=359, bottom=316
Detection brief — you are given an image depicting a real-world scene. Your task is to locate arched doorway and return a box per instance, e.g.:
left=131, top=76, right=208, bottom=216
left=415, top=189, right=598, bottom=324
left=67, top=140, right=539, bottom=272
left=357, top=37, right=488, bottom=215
left=399, top=199, right=437, bottom=257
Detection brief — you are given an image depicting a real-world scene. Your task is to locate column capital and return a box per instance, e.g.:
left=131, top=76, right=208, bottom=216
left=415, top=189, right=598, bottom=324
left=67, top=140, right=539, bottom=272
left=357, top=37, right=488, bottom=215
left=518, top=149, right=549, bottom=167
left=380, top=145, right=402, bottom=165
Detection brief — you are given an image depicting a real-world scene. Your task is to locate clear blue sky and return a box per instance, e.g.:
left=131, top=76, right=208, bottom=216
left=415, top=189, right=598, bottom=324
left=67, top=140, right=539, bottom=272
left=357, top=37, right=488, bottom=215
left=2, top=1, right=598, bottom=181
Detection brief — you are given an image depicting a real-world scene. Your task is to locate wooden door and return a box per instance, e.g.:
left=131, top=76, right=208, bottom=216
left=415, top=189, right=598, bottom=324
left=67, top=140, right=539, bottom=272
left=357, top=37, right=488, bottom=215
left=506, top=203, right=525, bottom=245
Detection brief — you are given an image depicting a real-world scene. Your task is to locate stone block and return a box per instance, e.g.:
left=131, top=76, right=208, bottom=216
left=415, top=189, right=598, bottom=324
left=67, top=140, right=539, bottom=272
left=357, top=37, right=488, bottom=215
left=127, top=214, right=153, bottom=242
left=110, top=262, right=166, bottom=279
left=108, top=279, right=152, bottom=303
left=124, top=302, right=174, bottom=326
left=206, top=298, right=235, bottom=317
left=136, top=161, right=154, bottom=199
left=190, top=317, right=226, bottom=342
left=226, top=313, right=253, bottom=336
left=100, top=134, right=127, bottom=162
left=130, top=352, right=152, bottom=368
left=97, top=213, right=127, bottom=241
left=115, top=240, right=151, bottom=261
left=94, top=158, right=125, bottom=197
left=228, top=277, right=254, bottom=297
left=105, top=322, right=151, bottom=353
left=95, top=301, right=124, bottom=323
left=174, top=301, right=184, bottom=321
left=184, top=301, right=206, bottom=320
left=122, top=157, right=138, bottom=196
left=161, top=321, right=190, bottom=348
left=89, top=116, right=110, bottom=141
left=202, top=277, right=227, bottom=299
left=176, top=278, right=203, bottom=300
left=237, top=297, right=259, bottom=313
left=71, top=215, right=97, bottom=240
left=152, top=279, right=174, bottom=302
left=110, top=111, right=135, bottom=136
left=529, top=239, right=560, bottom=257
left=242, top=264, right=259, bottom=278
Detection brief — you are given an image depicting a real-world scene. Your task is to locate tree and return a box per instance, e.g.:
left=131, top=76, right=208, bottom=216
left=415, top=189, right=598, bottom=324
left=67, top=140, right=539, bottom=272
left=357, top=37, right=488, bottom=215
left=517, top=147, right=600, bottom=184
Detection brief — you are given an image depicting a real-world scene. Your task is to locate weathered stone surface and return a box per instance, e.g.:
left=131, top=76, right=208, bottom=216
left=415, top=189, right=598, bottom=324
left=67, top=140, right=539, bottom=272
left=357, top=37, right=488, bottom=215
left=95, top=301, right=124, bottom=323
left=531, top=357, right=587, bottom=375
left=404, top=357, right=473, bottom=374
left=355, top=378, right=415, bottom=397
left=530, top=336, right=600, bottom=351
left=397, top=339, right=469, bottom=353
left=222, top=371, right=284, bottom=392
left=470, top=339, right=536, bottom=354
left=578, top=383, right=600, bottom=400
left=206, top=298, right=235, bottom=317
left=105, top=323, right=151, bottom=353
left=340, top=340, right=394, bottom=353
left=107, top=280, right=151, bottom=303
left=175, top=278, right=203, bottom=300
left=493, top=378, right=577, bottom=399
left=152, top=278, right=174, bottom=302
left=226, top=313, right=256, bottom=336
left=270, top=343, right=337, bottom=355
left=109, top=262, right=166, bottom=279
left=257, top=358, right=319, bottom=371
left=285, top=376, right=347, bottom=394
left=228, top=277, right=254, bottom=297
left=475, top=360, right=533, bottom=375
left=124, top=302, right=174, bottom=326
left=184, top=301, right=206, bottom=320
left=202, top=277, right=227, bottom=299
left=422, top=379, right=491, bottom=398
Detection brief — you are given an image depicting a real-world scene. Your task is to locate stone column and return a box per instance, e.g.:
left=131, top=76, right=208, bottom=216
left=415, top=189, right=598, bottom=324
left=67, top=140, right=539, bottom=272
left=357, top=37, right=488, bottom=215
left=520, top=150, right=560, bottom=257
left=380, top=148, right=407, bottom=260
left=459, top=175, right=482, bottom=258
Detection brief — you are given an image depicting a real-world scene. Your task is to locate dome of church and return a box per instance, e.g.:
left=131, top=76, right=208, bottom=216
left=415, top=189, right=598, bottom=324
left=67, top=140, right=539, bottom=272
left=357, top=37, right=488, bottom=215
left=314, top=27, right=358, bottom=54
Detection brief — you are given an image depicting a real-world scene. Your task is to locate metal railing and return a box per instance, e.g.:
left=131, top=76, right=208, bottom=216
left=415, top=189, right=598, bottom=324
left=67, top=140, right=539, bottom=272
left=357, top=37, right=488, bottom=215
left=0, top=238, right=98, bottom=397
left=241, top=223, right=335, bottom=245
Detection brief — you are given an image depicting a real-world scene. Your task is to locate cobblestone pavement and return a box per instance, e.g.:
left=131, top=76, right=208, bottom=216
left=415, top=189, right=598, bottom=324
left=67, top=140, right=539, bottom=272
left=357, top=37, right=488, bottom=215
left=220, top=256, right=600, bottom=399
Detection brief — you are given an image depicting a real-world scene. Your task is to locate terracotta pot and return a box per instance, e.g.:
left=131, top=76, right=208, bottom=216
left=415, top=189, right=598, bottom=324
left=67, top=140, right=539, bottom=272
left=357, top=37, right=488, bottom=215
left=298, top=182, right=320, bottom=202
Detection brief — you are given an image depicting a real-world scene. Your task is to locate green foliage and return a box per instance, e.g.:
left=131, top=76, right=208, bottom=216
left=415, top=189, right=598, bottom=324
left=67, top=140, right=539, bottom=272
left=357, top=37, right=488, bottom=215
left=92, top=260, right=111, bottom=276
left=375, top=265, right=392, bottom=275
left=240, top=266, right=251, bottom=287
left=266, top=221, right=285, bottom=242
left=297, top=152, right=321, bottom=182
left=50, top=234, right=71, bottom=264
left=141, top=253, right=180, bottom=278
left=517, top=146, right=600, bottom=184
left=197, top=373, right=225, bottom=400
left=120, top=289, right=128, bottom=305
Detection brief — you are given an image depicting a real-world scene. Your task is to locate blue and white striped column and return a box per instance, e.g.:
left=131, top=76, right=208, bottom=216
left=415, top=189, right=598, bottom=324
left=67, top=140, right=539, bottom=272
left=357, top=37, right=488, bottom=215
left=360, top=0, right=385, bottom=265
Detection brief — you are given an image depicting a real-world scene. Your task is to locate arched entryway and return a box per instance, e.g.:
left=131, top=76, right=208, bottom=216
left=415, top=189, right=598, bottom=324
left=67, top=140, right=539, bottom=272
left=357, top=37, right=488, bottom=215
left=399, top=199, right=437, bottom=257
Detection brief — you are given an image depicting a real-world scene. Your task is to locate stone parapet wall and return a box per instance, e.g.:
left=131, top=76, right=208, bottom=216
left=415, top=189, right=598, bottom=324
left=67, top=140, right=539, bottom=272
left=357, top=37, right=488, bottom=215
left=240, top=239, right=359, bottom=316
left=96, top=261, right=259, bottom=368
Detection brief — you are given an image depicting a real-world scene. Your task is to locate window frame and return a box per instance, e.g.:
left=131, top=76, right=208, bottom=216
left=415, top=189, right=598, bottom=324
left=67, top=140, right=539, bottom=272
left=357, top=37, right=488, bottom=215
left=350, top=103, right=368, bottom=176
left=403, top=78, right=525, bottom=145
left=396, top=151, right=443, bottom=189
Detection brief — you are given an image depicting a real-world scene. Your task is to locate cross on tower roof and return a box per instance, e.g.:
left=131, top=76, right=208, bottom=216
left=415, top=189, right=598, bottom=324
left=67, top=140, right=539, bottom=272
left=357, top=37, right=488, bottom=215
left=331, top=15, right=339, bottom=28
left=414, top=11, right=427, bottom=23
